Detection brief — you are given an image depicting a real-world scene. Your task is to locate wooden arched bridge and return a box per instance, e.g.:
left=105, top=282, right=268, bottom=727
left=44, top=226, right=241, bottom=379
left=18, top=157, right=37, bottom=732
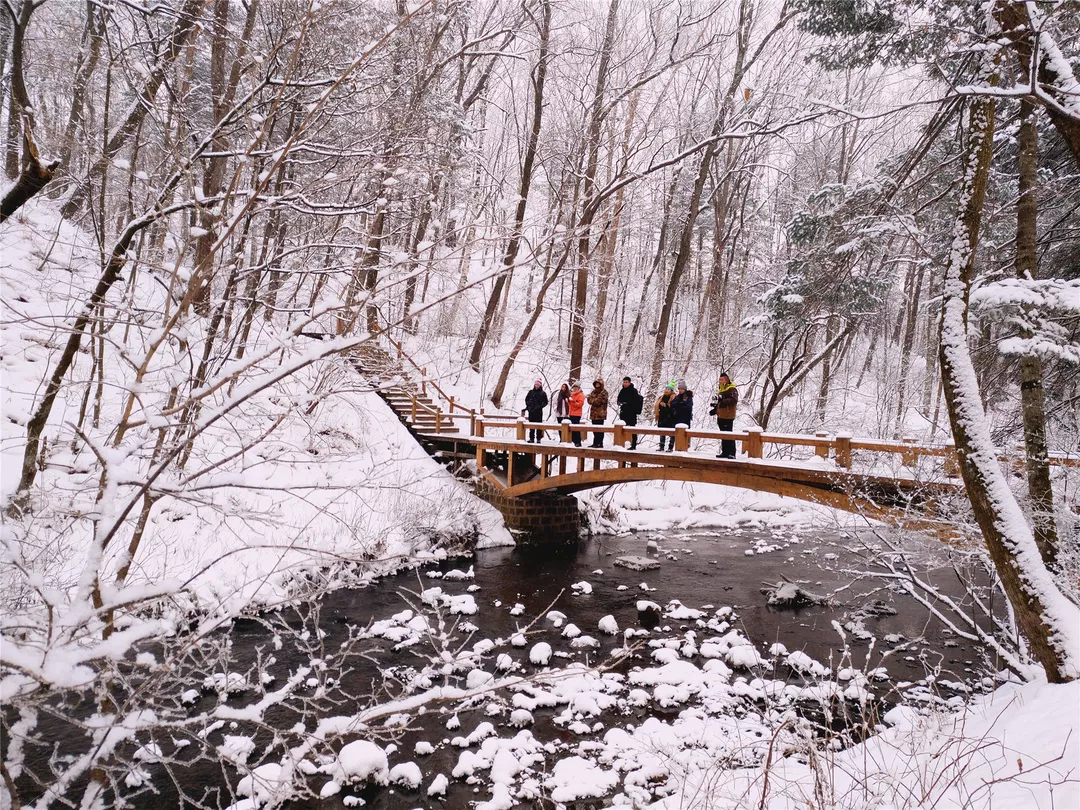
left=352, top=342, right=1077, bottom=534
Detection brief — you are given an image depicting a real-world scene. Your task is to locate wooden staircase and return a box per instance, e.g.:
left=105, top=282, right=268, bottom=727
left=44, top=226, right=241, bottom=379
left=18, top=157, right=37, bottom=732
left=351, top=342, right=462, bottom=439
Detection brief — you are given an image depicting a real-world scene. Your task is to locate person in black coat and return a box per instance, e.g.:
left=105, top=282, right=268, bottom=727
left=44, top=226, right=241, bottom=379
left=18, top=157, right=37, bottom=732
left=671, top=380, right=694, bottom=450
left=617, top=377, right=644, bottom=449
left=523, top=379, right=548, bottom=443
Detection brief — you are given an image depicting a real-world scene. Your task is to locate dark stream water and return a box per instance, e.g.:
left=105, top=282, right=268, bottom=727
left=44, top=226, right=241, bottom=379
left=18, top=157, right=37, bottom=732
left=10, top=526, right=1001, bottom=809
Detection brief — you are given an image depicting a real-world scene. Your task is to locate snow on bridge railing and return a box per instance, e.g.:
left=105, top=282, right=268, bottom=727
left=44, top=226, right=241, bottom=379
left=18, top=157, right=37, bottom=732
left=461, top=417, right=1078, bottom=471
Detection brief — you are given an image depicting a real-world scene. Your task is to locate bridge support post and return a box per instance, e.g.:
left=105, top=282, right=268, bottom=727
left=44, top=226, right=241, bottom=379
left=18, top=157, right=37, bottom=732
left=815, top=431, right=830, bottom=459
left=746, top=428, right=763, bottom=459
left=835, top=433, right=852, bottom=468
left=944, top=449, right=960, bottom=477
left=613, top=422, right=625, bottom=448
left=560, top=420, right=570, bottom=444
left=474, top=479, right=582, bottom=544
left=675, top=425, right=689, bottom=452
left=516, top=419, right=526, bottom=442
left=901, top=437, right=919, bottom=466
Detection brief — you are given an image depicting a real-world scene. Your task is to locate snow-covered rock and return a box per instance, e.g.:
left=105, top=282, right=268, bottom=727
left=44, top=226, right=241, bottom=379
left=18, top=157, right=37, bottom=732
left=598, top=615, right=619, bottom=635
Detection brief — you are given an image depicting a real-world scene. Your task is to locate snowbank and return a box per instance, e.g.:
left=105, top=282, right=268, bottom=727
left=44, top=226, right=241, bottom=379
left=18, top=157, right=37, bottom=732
left=0, top=202, right=512, bottom=615
left=644, top=678, right=1080, bottom=809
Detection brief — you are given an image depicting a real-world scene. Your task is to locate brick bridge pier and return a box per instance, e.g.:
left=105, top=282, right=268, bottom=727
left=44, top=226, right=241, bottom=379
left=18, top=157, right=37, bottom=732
left=474, top=478, right=582, bottom=543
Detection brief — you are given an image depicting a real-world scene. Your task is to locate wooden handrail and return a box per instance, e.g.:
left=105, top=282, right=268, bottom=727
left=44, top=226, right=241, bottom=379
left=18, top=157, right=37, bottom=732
left=382, top=333, right=477, bottom=417
left=461, top=419, right=1078, bottom=469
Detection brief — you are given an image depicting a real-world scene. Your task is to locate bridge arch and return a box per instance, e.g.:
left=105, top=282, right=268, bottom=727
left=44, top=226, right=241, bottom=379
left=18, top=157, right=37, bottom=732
left=499, top=464, right=900, bottom=522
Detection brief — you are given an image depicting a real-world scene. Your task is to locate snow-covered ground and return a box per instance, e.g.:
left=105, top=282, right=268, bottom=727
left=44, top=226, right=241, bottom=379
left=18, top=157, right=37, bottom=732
left=0, top=203, right=511, bottom=614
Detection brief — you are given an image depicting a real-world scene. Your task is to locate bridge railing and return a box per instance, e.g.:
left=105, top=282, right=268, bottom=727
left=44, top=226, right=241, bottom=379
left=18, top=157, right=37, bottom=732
left=381, top=333, right=486, bottom=421
left=465, top=417, right=1079, bottom=471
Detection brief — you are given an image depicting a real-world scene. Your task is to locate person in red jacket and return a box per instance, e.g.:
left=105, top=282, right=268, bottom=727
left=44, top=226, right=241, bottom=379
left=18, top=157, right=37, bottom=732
left=568, top=383, right=585, bottom=447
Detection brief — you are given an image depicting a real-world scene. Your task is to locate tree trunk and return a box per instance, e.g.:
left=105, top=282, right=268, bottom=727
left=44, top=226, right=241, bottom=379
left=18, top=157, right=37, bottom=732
left=468, top=0, right=550, bottom=369
left=894, top=260, right=925, bottom=435
left=0, top=144, right=58, bottom=222
left=61, top=0, right=208, bottom=219
left=993, top=1, right=1080, bottom=170
left=4, top=0, right=36, bottom=179
left=648, top=133, right=718, bottom=393
left=938, top=90, right=1078, bottom=683
left=192, top=0, right=259, bottom=316
left=9, top=214, right=160, bottom=511
left=490, top=241, right=574, bottom=407
left=568, top=0, right=619, bottom=382
left=1015, top=98, right=1058, bottom=566
left=624, top=165, right=681, bottom=357
left=59, top=1, right=106, bottom=171
left=816, top=315, right=837, bottom=422
left=402, top=202, right=432, bottom=334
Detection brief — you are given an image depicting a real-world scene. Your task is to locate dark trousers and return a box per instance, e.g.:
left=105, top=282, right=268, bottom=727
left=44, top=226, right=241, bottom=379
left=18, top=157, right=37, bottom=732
left=527, top=411, right=544, bottom=442
left=569, top=415, right=582, bottom=446
left=623, top=414, right=638, bottom=448
left=717, top=417, right=735, bottom=457
left=591, top=419, right=605, bottom=447
left=659, top=426, right=674, bottom=451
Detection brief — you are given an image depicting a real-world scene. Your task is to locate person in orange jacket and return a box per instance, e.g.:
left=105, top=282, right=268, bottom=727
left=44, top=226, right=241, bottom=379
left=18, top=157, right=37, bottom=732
left=568, top=383, right=585, bottom=447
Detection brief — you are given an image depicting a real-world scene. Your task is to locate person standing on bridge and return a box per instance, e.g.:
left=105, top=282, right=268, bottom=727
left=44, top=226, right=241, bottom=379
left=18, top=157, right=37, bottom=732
left=671, top=380, right=694, bottom=451
left=554, top=383, right=571, bottom=422
left=655, top=382, right=676, bottom=451
left=587, top=378, right=610, bottom=448
left=617, top=377, right=644, bottom=450
left=523, top=379, right=548, bottom=444
left=709, top=372, right=739, bottom=459
left=568, top=383, right=585, bottom=447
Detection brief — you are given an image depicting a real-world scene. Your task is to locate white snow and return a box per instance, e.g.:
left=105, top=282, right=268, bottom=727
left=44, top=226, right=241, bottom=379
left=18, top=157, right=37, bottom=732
left=388, top=761, right=422, bottom=788
left=597, top=615, right=619, bottom=635
left=331, top=739, right=389, bottom=785
left=427, top=773, right=448, bottom=796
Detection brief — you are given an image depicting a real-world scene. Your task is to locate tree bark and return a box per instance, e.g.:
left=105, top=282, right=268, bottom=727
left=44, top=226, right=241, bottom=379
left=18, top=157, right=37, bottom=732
left=3, top=0, right=35, bottom=179
left=0, top=141, right=58, bottom=222
left=648, top=132, right=718, bottom=393
left=61, top=0, right=208, bottom=219
left=468, top=0, right=550, bottom=369
left=59, top=1, right=106, bottom=171
left=568, top=0, right=619, bottom=382
left=192, top=0, right=259, bottom=315
left=938, top=90, right=1078, bottom=683
left=624, top=164, right=680, bottom=358
left=895, top=260, right=925, bottom=435
left=1015, top=98, right=1058, bottom=566
left=993, top=1, right=1080, bottom=171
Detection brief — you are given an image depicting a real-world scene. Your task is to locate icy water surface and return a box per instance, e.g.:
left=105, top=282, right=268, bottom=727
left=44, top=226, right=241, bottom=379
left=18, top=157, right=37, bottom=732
left=11, top=526, right=1000, bottom=809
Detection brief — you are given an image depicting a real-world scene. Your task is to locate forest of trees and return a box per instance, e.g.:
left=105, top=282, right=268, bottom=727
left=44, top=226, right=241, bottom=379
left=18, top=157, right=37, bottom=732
left=2, top=0, right=1079, bottom=786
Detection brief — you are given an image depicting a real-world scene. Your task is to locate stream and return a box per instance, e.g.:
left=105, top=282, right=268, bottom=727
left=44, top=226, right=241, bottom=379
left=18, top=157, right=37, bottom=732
left=11, top=525, right=1003, bottom=809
